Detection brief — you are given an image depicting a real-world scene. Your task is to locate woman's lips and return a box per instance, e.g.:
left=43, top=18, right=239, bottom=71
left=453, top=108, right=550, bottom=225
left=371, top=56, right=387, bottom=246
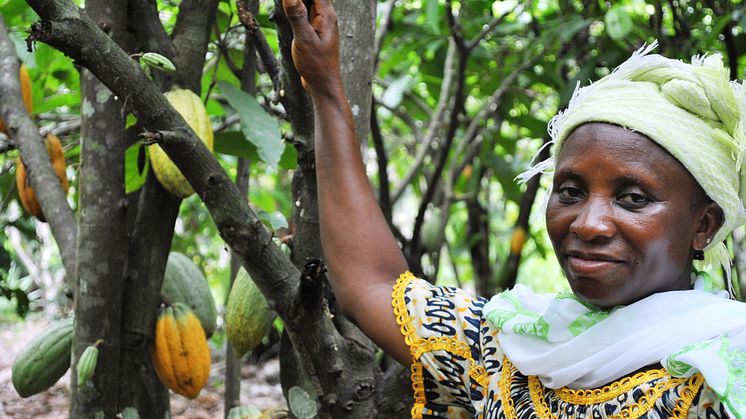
left=567, top=255, right=623, bottom=275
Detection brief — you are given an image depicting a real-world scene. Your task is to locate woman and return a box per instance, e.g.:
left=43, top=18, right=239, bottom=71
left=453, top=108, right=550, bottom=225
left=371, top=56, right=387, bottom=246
left=282, top=0, right=746, bottom=417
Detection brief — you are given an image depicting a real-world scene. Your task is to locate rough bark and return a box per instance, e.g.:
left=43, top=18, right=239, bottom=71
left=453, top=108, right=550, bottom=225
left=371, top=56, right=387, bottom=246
left=25, top=1, right=399, bottom=416
left=70, top=0, right=129, bottom=416
left=0, top=16, right=77, bottom=282
left=118, top=172, right=178, bottom=417
left=374, top=363, right=412, bottom=419
left=336, top=0, right=376, bottom=149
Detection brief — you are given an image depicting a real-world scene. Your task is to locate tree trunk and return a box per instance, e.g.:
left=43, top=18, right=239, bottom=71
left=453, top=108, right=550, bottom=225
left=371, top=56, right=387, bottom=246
left=70, top=0, right=129, bottom=416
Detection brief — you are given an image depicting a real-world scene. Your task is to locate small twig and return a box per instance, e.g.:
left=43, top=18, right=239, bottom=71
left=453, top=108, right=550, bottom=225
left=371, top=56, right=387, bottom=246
left=445, top=0, right=466, bottom=51
left=375, top=77, right=433, bottom=118
left=205, top=17, right=235, bottom=104
left=372, top=98, right=423, bottom=141
left=0, top=136, right=15, bottom=153
left=373, top=0, right=397, bottom=68
left=391, top=39, right=456, bottom=205
left=237, top=1, right=283, bottom=103
left=139, top=130, right=180, bottom=145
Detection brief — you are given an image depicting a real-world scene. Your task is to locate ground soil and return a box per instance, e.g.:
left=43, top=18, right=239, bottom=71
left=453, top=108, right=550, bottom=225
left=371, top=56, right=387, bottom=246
left=0, top=318, right=286, bottom=418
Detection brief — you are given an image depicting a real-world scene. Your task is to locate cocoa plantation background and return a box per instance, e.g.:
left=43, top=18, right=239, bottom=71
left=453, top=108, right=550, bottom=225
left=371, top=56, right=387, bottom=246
left=1, top=0, right=746, bottom=418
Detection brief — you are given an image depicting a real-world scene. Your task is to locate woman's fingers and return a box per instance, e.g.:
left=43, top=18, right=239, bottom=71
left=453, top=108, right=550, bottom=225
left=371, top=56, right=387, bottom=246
left=283, top=0, right=341, bottom=93
left=282, top=0, right=314, bottom=40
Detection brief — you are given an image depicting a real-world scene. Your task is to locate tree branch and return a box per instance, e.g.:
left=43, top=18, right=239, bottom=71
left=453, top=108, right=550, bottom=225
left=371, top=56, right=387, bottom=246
left=0, top=136, right=15, bottom=153
left=171, top=0, right=220, bottom=91
left=407, top=2, right=469, bottom=272
left=237, top=1, right=283, bottom=101
left=373, top=0, right=397, bottom=68
left=390, top=39, right=456, bottom=205
left=370, top=98, right=391, bottom=224
left=0, top=15, right=77, bottom=282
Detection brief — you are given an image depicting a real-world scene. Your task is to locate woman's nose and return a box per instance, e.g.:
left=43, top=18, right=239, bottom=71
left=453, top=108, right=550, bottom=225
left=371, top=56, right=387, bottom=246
left=568, top=197, right=616, bottom=241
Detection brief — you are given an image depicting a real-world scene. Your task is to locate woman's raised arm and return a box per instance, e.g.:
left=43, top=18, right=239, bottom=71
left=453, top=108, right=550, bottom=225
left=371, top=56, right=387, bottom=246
left=282, top=0, right=410, bottom=365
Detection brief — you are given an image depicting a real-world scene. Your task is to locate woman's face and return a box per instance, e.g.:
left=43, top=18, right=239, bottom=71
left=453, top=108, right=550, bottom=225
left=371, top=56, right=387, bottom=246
left=546, top=123, right=713, bottom=308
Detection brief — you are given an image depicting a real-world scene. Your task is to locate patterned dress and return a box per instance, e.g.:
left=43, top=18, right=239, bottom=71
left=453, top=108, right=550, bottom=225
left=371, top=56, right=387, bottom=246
left=392, top=272, right=730, bottom=418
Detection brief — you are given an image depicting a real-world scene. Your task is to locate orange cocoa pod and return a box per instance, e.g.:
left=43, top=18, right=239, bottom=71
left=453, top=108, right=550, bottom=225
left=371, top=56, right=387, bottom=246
left=0, top=64, right=33, bottom=135
left=16, top=134, right=69, bottom=222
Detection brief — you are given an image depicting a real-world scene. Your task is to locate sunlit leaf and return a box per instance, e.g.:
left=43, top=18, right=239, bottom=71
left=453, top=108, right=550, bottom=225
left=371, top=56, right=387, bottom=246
left=258, top=210, right=288, bottom=231
left=125, top=143, right=148, bottom=194
left=605, top=5, right=632, bottom=40
left=288, top=386, right=317, bottom=419
left=217, top=81, right=282, bottom=171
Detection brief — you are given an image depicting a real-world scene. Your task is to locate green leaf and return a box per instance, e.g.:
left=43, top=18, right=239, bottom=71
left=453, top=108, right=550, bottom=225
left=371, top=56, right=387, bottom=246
left=604, top=5, right=632, bottom=40
left=124, top=143, right=148, bottom=194
left=13, top=289, right=29, bottom=317
left=257, top=210, right=288, bottom=231
left=0, top=246, right=11, bottom=271
left=214, top=131, right=260, bottom=160
left=381, top=76, right=411, bottom=109
left=214, top=131, right=297, bottom=170
left=425, top=0, right=441, bottom=34
left=288, top=386, right=317, bottom=419
left=118, top=407, right=140, bottom=419
left=217, top=81, right=282, bottom=170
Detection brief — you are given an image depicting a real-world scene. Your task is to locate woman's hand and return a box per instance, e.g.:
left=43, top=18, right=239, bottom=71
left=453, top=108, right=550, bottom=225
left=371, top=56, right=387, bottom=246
left=282, top=0, right=341, bottom=96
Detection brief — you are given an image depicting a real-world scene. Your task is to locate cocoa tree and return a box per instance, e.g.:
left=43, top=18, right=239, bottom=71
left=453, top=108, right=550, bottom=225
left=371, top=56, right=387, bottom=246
left=2, top=1, right=745, bottom=418
left=1, top=0, right=410, bottom=417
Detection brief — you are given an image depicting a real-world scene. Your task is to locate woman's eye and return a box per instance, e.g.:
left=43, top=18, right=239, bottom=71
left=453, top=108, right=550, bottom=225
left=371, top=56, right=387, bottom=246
left=618, top=193, right=650, bottom=207
left=558, top=186, right=582, bottom=200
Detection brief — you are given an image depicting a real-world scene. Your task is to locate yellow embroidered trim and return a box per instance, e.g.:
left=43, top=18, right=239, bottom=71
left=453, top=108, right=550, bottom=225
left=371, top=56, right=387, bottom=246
left=392, top=271, right=490, bottom=419
left=393, top=271, right=419, bottom=347
left=527, top=371, right=704, bottom=419
left=671, top=373, right=705, bottom=419
left=555, top=368, right=671, bottom=404
left=500, top=357, right=518, bottom=418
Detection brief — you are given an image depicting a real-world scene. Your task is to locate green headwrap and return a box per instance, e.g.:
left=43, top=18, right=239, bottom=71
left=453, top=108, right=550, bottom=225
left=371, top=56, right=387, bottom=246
left=520, top=42, right=746, bottom=297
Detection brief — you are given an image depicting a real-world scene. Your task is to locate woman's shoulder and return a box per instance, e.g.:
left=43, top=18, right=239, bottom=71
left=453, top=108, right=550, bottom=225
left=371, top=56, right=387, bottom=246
left=392, top=272, right=505, bottom=416
left=392, top=271, right=494, bottom=346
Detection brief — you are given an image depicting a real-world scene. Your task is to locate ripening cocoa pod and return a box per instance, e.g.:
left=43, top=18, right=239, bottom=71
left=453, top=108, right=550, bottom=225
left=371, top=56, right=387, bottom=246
left=150, top=302, right=211, bottom=399
left=510, top=227, right=528, bottom=255
left=16, top=133, right=69, bottom=222
left=148, top=88, right=214, bottom=197
left=0, top=64, right=33, bottom=135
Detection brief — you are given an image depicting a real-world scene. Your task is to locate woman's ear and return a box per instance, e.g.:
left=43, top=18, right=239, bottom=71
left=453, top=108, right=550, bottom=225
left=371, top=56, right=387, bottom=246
left=692, top=202, right=724, bottom=250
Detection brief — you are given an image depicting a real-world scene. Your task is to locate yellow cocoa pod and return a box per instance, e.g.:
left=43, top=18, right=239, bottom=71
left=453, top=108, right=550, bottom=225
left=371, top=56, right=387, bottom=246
left=150, top=302, right=211, bottom=399
left=510, top=226, right=527, bottom=255
left=0, top=64, right=33, bottom=135
left=16, top=134, right=69, bottom=222
left=148, top=88, right=214, bottom=197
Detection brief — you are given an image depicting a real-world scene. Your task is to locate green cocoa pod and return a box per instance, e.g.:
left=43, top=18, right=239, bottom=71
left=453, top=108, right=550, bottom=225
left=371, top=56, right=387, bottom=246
left=141, top=52, right=176, bottom=73
left=160, top=252, right=217, bottom=337
left=77, top=341, right=100, bottom=386
left=227, top=405, right=262, bottom=419
left=12, top=318, right=74, bottom=397
left=226, top=268, right=273, bottom=358
left=421, top=207, right=445, bottom=253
